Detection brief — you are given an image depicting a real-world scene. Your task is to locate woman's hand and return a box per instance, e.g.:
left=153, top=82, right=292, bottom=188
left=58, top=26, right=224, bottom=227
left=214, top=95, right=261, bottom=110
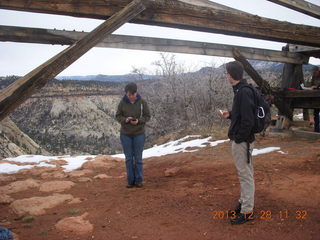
left=125, top=117, right=134, bottom=123
left=130, top=119, right=139, bottom=125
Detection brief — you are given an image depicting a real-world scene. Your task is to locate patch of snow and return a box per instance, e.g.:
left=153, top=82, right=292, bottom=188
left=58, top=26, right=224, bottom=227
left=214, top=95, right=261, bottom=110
left=293, top=113, right=304, bottom=120
left=252, top=147, right=281, bottom=156
left=113, top=136, right=229, bottom=159
left=0, top=163, right=35, bottom=174
left=2, top=155, right=95, bottom=174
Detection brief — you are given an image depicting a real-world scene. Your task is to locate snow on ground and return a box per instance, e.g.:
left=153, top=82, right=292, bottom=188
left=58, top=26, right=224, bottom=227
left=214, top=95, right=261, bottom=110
left=112, top=136, right=229, bottom=159
left=1, top=155, right=95, bottom=174
left=1, top=136, right=281, bottom=174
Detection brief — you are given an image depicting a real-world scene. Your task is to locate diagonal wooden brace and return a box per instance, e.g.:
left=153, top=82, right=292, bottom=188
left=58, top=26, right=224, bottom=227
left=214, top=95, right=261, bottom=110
left=232, top=47, right=293, bottom=120
left=0, top=0, right=146, bottom=121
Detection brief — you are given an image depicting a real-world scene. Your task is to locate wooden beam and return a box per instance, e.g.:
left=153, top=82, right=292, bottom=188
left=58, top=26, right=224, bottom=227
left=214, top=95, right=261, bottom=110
left=0, top=25, right=309, bottom=64
left=266, top=0, right=320, bottom=19
left=282, top=89, right=320, bottom=98
left=291, top=99, right=320, bottom=109
left=0, top=0, right=146, bottom=121
left=232, top=48, right=294, bottom=120
left=0, top=0, right=320, bottom=47
left=288, top=44, right=320, bottom=59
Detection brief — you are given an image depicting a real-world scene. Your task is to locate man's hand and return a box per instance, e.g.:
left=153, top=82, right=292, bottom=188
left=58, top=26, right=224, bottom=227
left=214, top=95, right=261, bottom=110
left=218, top=110, right=230, bottom=119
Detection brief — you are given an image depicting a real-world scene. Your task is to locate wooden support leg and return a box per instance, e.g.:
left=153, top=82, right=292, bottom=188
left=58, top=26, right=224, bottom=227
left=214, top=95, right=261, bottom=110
left=0, top=0, right=145, bottom=121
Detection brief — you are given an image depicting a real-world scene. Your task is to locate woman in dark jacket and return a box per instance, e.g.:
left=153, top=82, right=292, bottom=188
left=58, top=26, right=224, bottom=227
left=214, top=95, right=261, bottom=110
left=116, top=82, right=150, bottom=188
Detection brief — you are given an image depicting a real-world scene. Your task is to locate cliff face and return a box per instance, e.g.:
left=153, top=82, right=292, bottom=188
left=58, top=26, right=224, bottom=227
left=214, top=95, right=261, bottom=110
left=0, top=118, right=49, bottom=158
left=7, top=80, right=123, bottom=156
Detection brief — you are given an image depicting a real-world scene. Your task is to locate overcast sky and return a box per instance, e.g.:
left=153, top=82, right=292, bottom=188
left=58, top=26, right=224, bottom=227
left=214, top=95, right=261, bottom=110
left=0, top=0, right=319, bottom=77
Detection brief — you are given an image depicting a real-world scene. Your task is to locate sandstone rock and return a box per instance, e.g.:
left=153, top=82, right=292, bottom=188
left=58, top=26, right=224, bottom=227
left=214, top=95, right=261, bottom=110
left=48, top=160, right=68, bottom=167
left=193, top=182, right=205, bottom=188
left=0, top=179, right=40, bottom=194
left=68, top=169, right=93, bottom=178
left=10, top=194, right=74, bottom=217
left=82, top=155, right=120, bottom=170
left=0, top=175, right=16, bottom=182
left=40, top=170, right=66, bottom=179
left=19, top=167, right=55, bottom=176
left=68, top=198, right=84, bottom=204
left=77, top=177, right=92, bottom=183
left=39, top=181, right=75, bottom=193
left=164, top=167, right=181, bottom=177
left=55, top=212, right=93, bottom=235
left=93, top=174, right=111, bottom=179
left=0, top=194, right=14, bottom=204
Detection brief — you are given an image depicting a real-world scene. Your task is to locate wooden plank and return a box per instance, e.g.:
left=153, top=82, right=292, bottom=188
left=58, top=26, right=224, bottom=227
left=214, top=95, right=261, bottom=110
left=0, top=25, right=309, bottom=64
left=0, top=0, right=146, bottom=121
left=288, top=44, right=320, bottom=58
left=232, top=47, right=294, bottom=120
left=291, top=99, right=320, bottom=108
left=278, top=89, right=320, bottom=109
left=266, top=0, right=320, bottom=19
left=0, top=0, right=320, bottom=46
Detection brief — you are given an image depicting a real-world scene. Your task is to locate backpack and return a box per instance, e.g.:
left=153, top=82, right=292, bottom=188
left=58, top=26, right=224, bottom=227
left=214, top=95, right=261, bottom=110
left=239, top=85, right=271, bottom=134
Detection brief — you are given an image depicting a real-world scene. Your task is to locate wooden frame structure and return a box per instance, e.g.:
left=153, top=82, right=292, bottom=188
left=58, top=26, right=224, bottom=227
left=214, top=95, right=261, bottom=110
left=0, top=0, right=319, bottom=122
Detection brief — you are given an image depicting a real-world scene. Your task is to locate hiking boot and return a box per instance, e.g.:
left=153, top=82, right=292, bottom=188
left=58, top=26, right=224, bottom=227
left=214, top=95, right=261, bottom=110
left=135, top=182, right=143, bottom=188
left=230, top=212, right=255, bottom=225
left=228, top=202, right=241, bottom=218
left=126, top=184, right=135, bottom=188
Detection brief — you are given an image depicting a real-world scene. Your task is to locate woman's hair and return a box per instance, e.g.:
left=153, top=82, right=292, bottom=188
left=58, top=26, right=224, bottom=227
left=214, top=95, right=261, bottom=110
left=125, top=82, right=137, bottom=93
left=226, top=61, right=244, bottom=80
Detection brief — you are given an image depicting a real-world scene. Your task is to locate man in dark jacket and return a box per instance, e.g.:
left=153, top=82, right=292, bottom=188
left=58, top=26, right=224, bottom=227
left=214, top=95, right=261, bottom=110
left=116, top=82, right=150, bottom=188
left=219, top=61, right=256, bottom=224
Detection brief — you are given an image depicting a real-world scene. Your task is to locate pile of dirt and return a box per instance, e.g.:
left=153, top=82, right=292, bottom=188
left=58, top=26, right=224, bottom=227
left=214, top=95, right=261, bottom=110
left=0, top=136, right=319, bottom=239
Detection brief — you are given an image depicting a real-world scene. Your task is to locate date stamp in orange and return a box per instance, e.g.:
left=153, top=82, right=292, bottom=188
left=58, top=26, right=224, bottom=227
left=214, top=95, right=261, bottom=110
left=210, top=209, right=308, bottom=220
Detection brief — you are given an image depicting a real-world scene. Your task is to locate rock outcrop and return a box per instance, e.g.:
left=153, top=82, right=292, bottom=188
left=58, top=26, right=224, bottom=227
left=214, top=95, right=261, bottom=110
left=10, top=194, right=74, bottom=217
left=55, top=212, right=93, bottom=236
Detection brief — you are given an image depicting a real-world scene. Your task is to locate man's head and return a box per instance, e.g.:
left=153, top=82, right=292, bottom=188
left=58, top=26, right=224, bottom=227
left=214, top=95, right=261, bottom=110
left=226, top=61, right=244, bottom=85
left=125, top=82, right=138, bottom=101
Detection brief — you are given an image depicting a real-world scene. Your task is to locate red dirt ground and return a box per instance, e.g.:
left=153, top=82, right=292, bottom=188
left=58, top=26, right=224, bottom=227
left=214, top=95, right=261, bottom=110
left=1, top=136, right=319, bottom=240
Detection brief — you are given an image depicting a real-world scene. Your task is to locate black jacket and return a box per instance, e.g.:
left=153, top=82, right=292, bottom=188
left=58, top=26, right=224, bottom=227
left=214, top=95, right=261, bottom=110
left=228, top=79, right=255, bottom=143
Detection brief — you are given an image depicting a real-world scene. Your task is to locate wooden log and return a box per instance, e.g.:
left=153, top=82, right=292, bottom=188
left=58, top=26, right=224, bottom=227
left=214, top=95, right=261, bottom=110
left=232, top=48, right=272, bottom=94
left=266, top=0, right=320, bottom=19
left=0, top=25, right=309, bottom=64
left=0, top=0, right=146, bottom=121
left=232, top=47, right=294, bottom=120
left=0, top=0, right=320, bottom=46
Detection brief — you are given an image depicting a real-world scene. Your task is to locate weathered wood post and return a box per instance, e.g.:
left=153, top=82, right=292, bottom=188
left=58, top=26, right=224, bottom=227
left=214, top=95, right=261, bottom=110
left=0, top=0, right=146, bottom=121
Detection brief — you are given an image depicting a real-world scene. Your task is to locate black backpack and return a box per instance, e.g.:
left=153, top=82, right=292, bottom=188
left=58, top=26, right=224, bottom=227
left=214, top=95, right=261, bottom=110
left=239, top=85, right=271, bottom=134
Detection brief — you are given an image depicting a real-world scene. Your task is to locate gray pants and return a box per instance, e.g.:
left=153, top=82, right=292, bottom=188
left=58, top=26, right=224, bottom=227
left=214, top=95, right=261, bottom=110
left=231, top=141, right=254, bottom=213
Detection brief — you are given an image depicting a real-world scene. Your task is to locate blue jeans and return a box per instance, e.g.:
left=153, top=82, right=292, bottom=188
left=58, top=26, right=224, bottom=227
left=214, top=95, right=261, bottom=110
left=120, top=134, right=145, bottom=185
left=314, top=109, right=320, bottom=132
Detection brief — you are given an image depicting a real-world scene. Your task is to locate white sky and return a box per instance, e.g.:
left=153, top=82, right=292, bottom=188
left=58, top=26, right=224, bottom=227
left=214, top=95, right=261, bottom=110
left=0, top=0, right=319, bottom=76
